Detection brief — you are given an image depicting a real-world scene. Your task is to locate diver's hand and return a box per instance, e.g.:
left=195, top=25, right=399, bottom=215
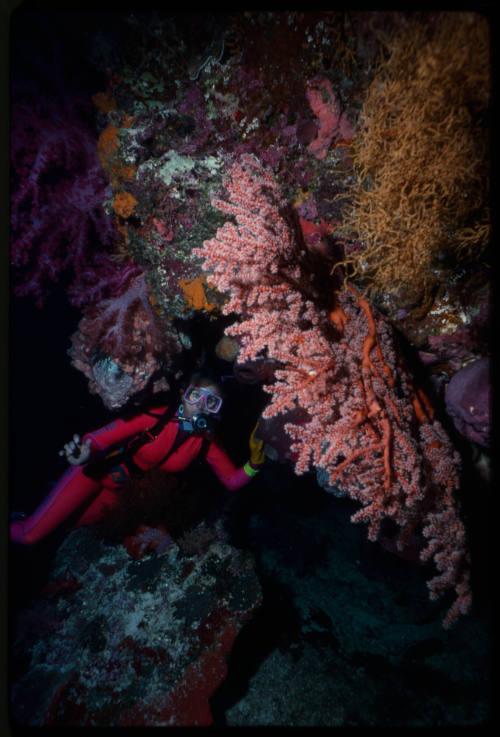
left=59, top=434, right=92, bottom=466
left=249, top=424, right=266, bottom=466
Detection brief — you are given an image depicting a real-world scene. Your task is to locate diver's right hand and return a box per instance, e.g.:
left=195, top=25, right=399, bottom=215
left=59, top=434, right=92, bottom=466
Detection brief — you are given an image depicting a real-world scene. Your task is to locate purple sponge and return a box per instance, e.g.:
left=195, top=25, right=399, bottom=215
left=445, top=357, right=490, bottom=447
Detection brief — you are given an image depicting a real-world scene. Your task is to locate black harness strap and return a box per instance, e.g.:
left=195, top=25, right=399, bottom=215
left=143, top=423, right=211, bottom=472
left=126, top=408, right=175, bottom=455
left=83, top=406, right=175, bottom=481
left=83, top=407, right=212, bottom=481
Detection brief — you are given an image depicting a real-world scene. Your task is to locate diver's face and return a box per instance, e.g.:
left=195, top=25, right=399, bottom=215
left=182, top=382, right=222, bottom=419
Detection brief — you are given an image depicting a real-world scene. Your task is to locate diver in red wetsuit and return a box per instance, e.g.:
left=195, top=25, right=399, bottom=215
left=10, top=374, right=266, bottom=546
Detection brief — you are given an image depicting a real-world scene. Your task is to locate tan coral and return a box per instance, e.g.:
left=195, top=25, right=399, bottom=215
left=338, top=12, right=491, bottom=307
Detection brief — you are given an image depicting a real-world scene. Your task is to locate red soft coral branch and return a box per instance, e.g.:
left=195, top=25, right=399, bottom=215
left=195, top=154, right=471, bottom=627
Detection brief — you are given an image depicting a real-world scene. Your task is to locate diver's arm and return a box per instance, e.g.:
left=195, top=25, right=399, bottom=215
left=206, top=452, right=258, bottom=490
left=209, top=460, right=259, bottom=490
left=59, top=407, right=169, bottom=463
left=81, top=407, right=169, bottom=452
left=206, top=425, right=265, bottom=491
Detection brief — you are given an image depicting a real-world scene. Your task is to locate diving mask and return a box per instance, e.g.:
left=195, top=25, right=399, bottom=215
left=183, top=385, right=223, bottom=414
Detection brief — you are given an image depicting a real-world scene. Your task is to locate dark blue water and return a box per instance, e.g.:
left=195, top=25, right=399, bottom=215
left=9, top=9, right=114, bottom=514
left=10, top=290, right=110, bottom=514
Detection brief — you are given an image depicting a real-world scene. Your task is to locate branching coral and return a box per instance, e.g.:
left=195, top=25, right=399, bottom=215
left=195, top=154, right=471, bottom=628
left=338, top=12, right=491, bottom=307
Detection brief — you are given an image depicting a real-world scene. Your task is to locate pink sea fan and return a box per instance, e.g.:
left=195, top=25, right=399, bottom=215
left=195, top=154, right=471, bottom=628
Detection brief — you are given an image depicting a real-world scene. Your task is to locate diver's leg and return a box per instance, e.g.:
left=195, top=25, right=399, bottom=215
left=10, top=466, right=101, bottom=545
left=73, top=486, right=120, bottom=527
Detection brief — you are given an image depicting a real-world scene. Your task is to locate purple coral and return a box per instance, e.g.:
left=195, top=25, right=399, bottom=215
left=176, top=84, right=215, bottom=156
left=10, top=94, right=119, bottom=307
left=10, top=11, right=120, bottom=311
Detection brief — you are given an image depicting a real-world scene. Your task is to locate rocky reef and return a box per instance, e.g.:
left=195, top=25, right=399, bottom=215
left=10, top=521, right=261, bottom=726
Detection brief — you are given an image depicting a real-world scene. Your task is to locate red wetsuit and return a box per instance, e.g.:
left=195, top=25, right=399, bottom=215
left=11, top=406, right=262, bottom=546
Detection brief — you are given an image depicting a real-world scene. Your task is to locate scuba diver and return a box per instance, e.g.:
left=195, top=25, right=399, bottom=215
left=10, top=373, right=266, bottom=546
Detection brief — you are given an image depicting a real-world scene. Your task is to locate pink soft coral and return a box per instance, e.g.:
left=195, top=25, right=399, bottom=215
left=68, top=272, right=180, bottom=408
left=306, top=77, right=355, bottom=159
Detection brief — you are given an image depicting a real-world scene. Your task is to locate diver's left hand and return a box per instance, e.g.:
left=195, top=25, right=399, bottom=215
left=249, top=423, right=266, bottom=466
left=59, top=434, right=92, bottom=466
